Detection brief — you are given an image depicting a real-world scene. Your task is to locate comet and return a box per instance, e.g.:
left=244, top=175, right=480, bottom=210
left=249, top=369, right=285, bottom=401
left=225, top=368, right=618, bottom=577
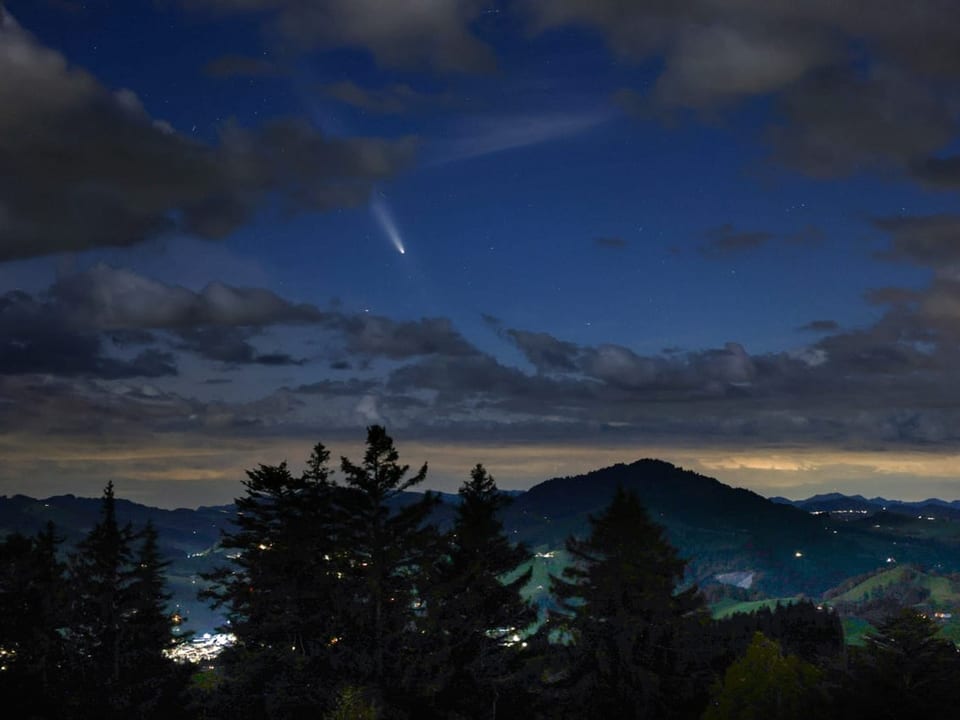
left=371, top=194, right=406, bottom=255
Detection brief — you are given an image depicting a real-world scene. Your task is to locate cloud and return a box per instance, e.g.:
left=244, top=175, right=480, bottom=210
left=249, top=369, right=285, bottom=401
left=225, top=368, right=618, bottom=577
left=770, top=65, right=956, bottom=176
left=0, top=265, right=483, bottom=377
left=699, top=224, right=776, bottom=258
left=0, top=289, right=179, bottom=379
left=428, top=110, right=612, bottom=164
left=874, top=214, right=960, bottom=267
left=294, top=379, right=380, bottom=396
left=911, top=155, right=960, bottom=189
left=174, top=326, right=304, bottom=366
left=0, top=10, right=416, bottom=262
left=655, top=23, right=832, bottom=108
left=338, top=315, right=478, bottom=359
left=204, top=54, right=282, bottom=78
left=323, top=81, right=441, bottom=115
left=525, top=0, right=960, bottom=177
left=182, top=0, right=495, bottom=73
left=506, top=329, right=580, bottom=373
left=53, top=264, right=327, bottom=330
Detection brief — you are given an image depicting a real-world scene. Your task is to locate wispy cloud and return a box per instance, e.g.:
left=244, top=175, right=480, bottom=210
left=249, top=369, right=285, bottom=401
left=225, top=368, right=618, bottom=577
left=426, top=109, right=614, bottom=165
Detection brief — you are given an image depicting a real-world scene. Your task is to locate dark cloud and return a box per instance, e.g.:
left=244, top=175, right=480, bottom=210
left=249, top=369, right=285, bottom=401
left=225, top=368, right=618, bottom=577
left=699, top=224, right=775, bottom=258
left=203, top=54, right=282, bottom=78
left=182, top=0, right=496, bottom=73
left=0, top=265, right=483, bottom=380
left=506, top=329, right=580, bottom=373
left=389, top=354, right=553, bottom=401
left=910, top=155, right=960, bottom=188
left=799, top=320, right=840, bottom=332
left=770, top=66, right=955, bottom=176
left=323, top=81, right=441, bottom=115
left=294, top=379, right=380, bottom=396
left=338, top=315, right=478, bottom=359
left=500, top=326, right=768, bottom=399
left=0, top=11, right=416, bottom=262
left=594, top=236, right=627, bottom=249
left=0, top=289, right=178, bottom=378
left=874, top=214, right=960, bottom=267
left=865, top=287, right=921, bottom=307
left=53, top=264, right=327, bottom=330
left=174, top=327, right=303, bottom=366
left=527, top=1, right=960, bottom=178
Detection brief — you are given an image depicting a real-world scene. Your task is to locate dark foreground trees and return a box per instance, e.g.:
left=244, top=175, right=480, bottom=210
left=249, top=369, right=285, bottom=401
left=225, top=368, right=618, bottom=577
left=9, top=430, right=960, bottom=719
left=421, top=464, right=536, bottom=719
left=838, top=609, right=960, bottom=720
left=545, top=486, right=707, bottom=719
left=204, top=428, right=538, bottom=719
left=200, top=447, right=344, bottom=718
left=0, top=483, right=187, bottom=720
left=0, top=523, right=68, bottom=718
left=204, top=426, right=444, bottom=718
left=704, top=632, right=824, bottom=720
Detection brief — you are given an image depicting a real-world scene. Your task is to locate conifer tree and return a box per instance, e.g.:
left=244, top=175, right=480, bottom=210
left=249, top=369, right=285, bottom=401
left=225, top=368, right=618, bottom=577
left=424, top=464, right=535, bottom=719
left=67, top=485, right=189, bottom=718
left=338, top=425, right=440, bottom=708
left=201, top=444, right=343, bottom=718
left=0, top=523, right=68, bottom=716
left=127, top=521, right=176, bottom=660
left=841, top=609, right=960, bottom=719
left=123, top=521, right=192, bottom=718
left=547, top=487, right=704, bottom=719
left=68, top=481, right=136, bottom=713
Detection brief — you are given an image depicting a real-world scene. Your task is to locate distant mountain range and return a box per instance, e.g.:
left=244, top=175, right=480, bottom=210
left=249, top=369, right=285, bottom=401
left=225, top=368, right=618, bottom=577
left=4, top=460, right=960, bottom=632
left=771, top=493, right=960, bottom=521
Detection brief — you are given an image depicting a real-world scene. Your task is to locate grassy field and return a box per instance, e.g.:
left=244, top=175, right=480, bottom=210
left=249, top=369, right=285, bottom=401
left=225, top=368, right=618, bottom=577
left=841, top=617, right=876, bottom=646
left=829, top=565, right=960, bottom=607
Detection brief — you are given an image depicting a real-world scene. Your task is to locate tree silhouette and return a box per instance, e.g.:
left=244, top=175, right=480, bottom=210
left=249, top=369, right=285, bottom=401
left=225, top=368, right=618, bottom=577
left=842, top=609, right=960, bottom=719
left=124, top=521, right=191, bottom=718
left=424, top=464, right=535, bottom=718
left=547, top=487, right=704, bottom=719
left=68, top=482, right=136, bottom=715
left=201, top=444, right=344, bottom=718
left=338, top=425, right=441, bottom=711
left=0, top=523, right=69, bottom=717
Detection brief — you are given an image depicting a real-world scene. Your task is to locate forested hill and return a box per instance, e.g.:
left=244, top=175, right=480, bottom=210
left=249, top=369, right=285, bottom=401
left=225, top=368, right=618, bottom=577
left=5, top=459, right=960, bottom=629
left=504, top=459, right=882, bottom=596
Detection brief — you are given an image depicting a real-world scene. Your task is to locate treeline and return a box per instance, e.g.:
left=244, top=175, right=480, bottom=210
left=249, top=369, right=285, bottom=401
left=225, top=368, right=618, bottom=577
left=3, top=425, right=960, bottom=719
left=0, top=483, right=190, bottom=719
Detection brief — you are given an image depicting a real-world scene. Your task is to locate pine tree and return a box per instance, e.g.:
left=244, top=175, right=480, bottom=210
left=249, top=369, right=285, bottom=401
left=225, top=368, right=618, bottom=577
left=201, top=444, right=344, bottom=718
left=841, top=609, right=960, bottom=719
left=123, top=521, right=191, bottom=718
left=127, top=522, right=175, bottom=661
left=425, top=464, right=535, bottom=719
left=0, top=523, right=69, bottom=716
left=68, top=481, right=136, bottom=714
left=338, top=425, right=441, bottom=709
left=546, top=487, right=704, bottom=719
left=67, top=484, right=191, bottom=718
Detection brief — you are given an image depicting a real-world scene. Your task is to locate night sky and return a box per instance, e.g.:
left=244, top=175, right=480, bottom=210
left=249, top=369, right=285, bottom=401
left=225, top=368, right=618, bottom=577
left=3, top=0, right=960, bottom=507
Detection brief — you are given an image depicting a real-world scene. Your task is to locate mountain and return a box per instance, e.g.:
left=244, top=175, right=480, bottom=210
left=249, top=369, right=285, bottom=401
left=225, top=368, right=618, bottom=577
left=773, top=493, right=960, bottom=521
left=503, top=459, right=904, bottom=597
left=5, top=459, right=960, bottom=632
